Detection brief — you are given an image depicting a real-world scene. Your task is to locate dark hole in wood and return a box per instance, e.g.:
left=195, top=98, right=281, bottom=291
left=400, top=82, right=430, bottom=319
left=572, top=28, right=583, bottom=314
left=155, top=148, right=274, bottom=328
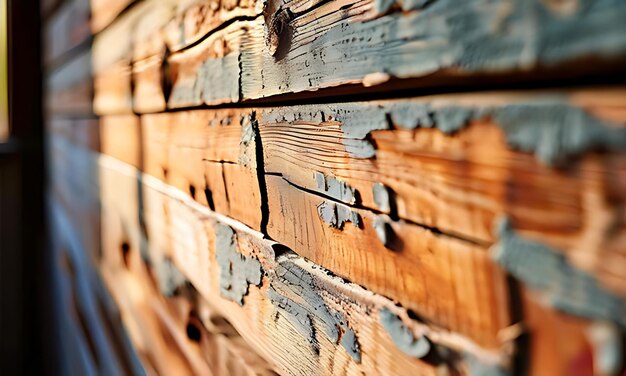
left=204, top=187, right=215, bottom=211
left=121, top=242, right=131, bottom=268
left=186, top=322, right=202, bottom=342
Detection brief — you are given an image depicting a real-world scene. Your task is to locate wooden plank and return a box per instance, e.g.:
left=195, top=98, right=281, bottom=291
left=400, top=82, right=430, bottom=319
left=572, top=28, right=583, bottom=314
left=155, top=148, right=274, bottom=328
left=94, top=0, right=626, bottom=114
left=163, top=0, right=626, bottom=109
left=99, top=111, right=264, bottom=230
left=90, top=89, right=626, bottom=315
left=254, top=90, right=626, bottom=297
left=99, top=153, right=512, bottom=375
left=44, top=0, right=91, bottom=67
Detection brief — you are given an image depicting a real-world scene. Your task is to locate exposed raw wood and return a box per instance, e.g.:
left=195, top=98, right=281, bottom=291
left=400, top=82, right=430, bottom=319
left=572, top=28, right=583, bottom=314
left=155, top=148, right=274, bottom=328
left=44, top=0, right=91, bottom=67
left=255, top=91, right=626, bottom=296
left=265, top=174, right=510, bottom=348
left=99, top=153, right=513, bottom=375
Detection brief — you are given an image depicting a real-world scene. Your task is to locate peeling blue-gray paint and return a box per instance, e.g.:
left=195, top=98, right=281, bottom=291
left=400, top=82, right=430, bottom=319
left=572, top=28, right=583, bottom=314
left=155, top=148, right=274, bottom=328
left=340, top=328, right=361, bottom=363
left=269, top=255, right=361, bottom=361
left=314, top=172, right=357, bottom=204
left=493, top=218, right=626, bottom=326
left=215, top=223, right=263, bottom=305
left=317, top=201, right=361, bottom=230
left=373, top=216, right=393, bottom=248
left=372, top=182, right=392, bottom=213
left=379, top=308, right=431, bottom=358
left=388, top=102, right=626, bottom=165
left=157, top=258, right=187, bottom=297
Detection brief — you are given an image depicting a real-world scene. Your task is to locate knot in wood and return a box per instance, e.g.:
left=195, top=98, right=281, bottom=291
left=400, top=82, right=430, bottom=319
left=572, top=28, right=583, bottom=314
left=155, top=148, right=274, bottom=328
left=267, top=7, right=295, bottom=59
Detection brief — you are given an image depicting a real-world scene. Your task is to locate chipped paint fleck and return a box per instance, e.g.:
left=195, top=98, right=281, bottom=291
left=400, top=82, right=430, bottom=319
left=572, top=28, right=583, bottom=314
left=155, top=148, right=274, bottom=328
left=379, top=308, right=431, bottom=358
left=314, top=172, right=357, bottom=204
left=317, top=201, right=361, bottom=230
left=269, top=254, right=361, bottom=361
left=372, top=182, right=392, bottom=213
left=373, top=216, right=393, bottom=247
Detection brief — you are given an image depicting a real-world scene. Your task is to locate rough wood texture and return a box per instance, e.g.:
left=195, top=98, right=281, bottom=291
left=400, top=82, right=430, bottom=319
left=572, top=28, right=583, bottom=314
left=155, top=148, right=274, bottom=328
left=98, top=111, right=264, bottom=229
left=99, top=153, right=513, bottom=375
left=94, top=89, right=626, bottom=301
left=94, top=0, right=626, bottom=114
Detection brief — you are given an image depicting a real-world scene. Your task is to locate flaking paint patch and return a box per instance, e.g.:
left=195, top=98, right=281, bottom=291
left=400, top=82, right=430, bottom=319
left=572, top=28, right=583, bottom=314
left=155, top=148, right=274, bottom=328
left=314, top=171, right=357, bottom=204
left=388, top=102, right=626, bottom=165
left=379, top=308, right=431, bottom=358
left=269, top=254, right=362, bottom=361
left=493, top=218, right=626, bottom=326
left=157, top=258, right=187, bottom=297
left=372, top=182, right=391, bottom=212
left=245, top=0, right=626, bottom=108
left=373, top=216, right=393, bottom=248
left=317, top=201, right=361, bottom=230
left=215, top=223, right=263, bottom=305
left=263, top=105, right=388, bottom=158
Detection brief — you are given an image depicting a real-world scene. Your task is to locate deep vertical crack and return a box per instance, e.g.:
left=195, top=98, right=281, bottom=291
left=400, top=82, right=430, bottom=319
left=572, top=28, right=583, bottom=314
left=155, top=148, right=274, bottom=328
left=251, top=111, right=270, bottom=235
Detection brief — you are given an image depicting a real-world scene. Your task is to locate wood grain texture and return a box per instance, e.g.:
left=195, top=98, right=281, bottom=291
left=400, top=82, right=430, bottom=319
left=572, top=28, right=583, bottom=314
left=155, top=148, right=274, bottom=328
left=254, top=91, right=626, bottom=297
left=99, top=153, right=512, bottom=375
left=98, top=111, right=264, bottom=229
left=265, top=174, right=510, bottom=349
left=93, top=89, right=626, bottom=299
left=92, top=0, right=626, bottom=114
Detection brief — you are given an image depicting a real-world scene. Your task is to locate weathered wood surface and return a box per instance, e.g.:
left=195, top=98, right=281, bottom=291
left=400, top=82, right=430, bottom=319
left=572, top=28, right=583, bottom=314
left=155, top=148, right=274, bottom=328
left=99, top=111, right=264, bottom=230
left=44, top=0, right=91, bottom=67
left=99, top=153, right=512, bottom=375
left=94, top=89, right=626, bottom=300
left=94, top=0, right=626, bottom=114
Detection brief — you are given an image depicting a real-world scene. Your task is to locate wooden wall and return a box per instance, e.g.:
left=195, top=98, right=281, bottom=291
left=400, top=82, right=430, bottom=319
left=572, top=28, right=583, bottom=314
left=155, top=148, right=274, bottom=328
left=43, top=0, right=626, bottom=375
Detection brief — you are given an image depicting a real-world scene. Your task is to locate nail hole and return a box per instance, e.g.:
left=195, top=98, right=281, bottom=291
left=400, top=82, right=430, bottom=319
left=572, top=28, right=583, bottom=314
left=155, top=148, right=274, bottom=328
left=186, top=322, right=202, bottom=342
